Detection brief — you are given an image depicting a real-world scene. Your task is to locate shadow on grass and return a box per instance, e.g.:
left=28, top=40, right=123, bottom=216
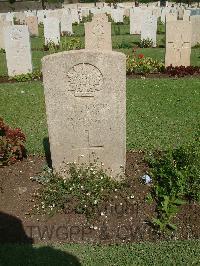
left=43, top=137, right=52, bottom=168
left=0, top=211, right=81, bottom=266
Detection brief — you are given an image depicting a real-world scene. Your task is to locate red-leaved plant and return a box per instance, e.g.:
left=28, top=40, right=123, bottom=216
left=0, top=118, right=26, bottom=166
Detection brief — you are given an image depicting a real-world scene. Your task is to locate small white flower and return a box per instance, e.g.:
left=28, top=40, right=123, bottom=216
left=101, top=212, right=105, bottom=216
left=94, top=226, right=98, bottom=230
left=130, top=195, right=134, bottom=199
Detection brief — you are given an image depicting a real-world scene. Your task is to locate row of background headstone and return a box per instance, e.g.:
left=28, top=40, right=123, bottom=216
left=0, top=5, right=200, bottom=76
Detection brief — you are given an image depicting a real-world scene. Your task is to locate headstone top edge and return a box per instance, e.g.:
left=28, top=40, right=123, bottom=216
left=42, top=49, right=126, bottom=63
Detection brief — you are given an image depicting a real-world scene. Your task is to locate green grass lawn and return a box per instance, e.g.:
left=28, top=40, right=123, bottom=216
left=0, top=78, right=199, bottom=155
left=0, top=240, right=199, bottom=265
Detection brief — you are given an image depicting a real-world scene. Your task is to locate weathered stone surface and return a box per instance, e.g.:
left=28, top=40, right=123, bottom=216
left=42, top=50, right=126, bottom=179
left=0, top=19, right=12, bottom=49
left=111, top=8, right=124, bottom=23
left=165, top=13, right=177, bottom=22
left=130, top=8, right=142, bottom=34
left=37, top=10, right=46, bottom=24
left=4, top=25, right=32, bottom=76
left=141, top=15, right=157, bottom=47
left=61, top=9, right=73, bottom=35
left=165, top=20, right=192, bottom=67
left=81, top=8, right=90, bottom=18
left=85, top=13, right=112, bottom=50
left=130, top=8, right=151, bottom=34
left=14, top=12, right=26, bottom=24
left=5, top=12, right=14, bottom=24
left=44, top=17, right=60, bottom=45
left=25, top=15, right=38, bottom=36
left=71, top=9, right=80, bottom=24
left=161, top=7, right=170, bottom=23
left=191, top=15, right=200, bottom=46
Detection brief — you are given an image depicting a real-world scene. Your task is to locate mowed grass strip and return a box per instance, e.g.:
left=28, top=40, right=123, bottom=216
left=0, top=78, right=199, bottom=155
left=0, top=240, right=199, bottom=265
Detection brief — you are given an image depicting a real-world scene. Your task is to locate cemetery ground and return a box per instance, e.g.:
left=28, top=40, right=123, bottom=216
left=0, top=20, right=200, bottom=264
left=1, top=78, right=200, bottom=240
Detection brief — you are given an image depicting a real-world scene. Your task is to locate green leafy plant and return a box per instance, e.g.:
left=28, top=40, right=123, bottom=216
left=126, top=49, right=164, bottom=75
left=117, top=39, right=134, bottom=49
left=81, top=13, right=93, bottom=23
left=192, top=42, right=200, bottom=48
left=44, top=38, right=82, bottom=53
left=147, top=134, right=200, bottom=231
left=33, top=161, right=124, bottom=218
left=113, top=24, right=121, bottom=35
left=9, top=70, right=42, bottom=82
left=139, top=38, right=154, bottom=48
left=0, top=48, right=5, bottom=53
left=43, top=41, right=60, bottom=53
left=0, top=118, right=26, bottom=166
left=60, top=37, right=82, bottom=51
left=157, top=18, right=165, bottom=34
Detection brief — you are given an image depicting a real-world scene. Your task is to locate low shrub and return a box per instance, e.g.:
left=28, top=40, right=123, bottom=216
left=33, top=162, right=125, bottom=218
left=44, top=38, right=83, bottom=53
left=165, top=65, right=200, bottom=77
left=43, top=41, right=60, bottom=52
left=10, top=70, right=42, bottom=82
left=117, top=40, right=134, bottom=49
left=139, top=38, right=154, bottom=48
left=60, top=37, right=83, bottom=51
left=192, top=42, right=200, bottom=48
left=0, top=118, right=26, bottom=166
left=126, top=49, right=165, bottom=74
left=147, top=132, right=200, bottom=231
left=81, top=13, right=93, bottom=23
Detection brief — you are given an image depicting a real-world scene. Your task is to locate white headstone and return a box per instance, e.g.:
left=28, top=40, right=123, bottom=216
left=71, top=9, right=80, bottom=24
left=0, top=19, right=12, bottom=49
left=130, top=8, right=151, bottom=34
left=165, top=20, right=192, bottom=67
left=111, top=8, right=124, bottom=23
left=61, top=10, right=73, bottom=35
left=191, top=15, right=200, bottom=46
left=85, top=13, right=112, bottom=50
left=4, top=25, right=32, bottom=76
left=141, top=15, right=157, bottom=47
left=42, top=49, right=126, bottom=180
left=44, top=17, right=60, bottom=45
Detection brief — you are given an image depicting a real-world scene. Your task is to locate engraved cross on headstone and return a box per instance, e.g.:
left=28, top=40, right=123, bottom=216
left=168, top=32, right=190, bottom=61
left=72, top=129, right=104, bottom=164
